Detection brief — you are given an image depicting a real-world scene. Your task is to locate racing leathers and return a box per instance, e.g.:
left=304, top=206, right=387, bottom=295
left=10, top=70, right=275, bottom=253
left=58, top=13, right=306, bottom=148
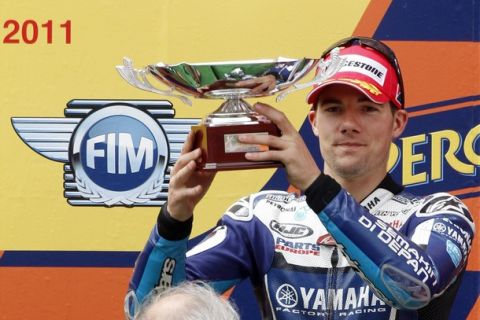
left=126, top=174, right=475, bottom=319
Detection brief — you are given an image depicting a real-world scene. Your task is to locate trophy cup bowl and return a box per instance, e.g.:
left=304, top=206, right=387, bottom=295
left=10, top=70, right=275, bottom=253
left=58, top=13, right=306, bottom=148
left=116, top=57, right=319, bottom=171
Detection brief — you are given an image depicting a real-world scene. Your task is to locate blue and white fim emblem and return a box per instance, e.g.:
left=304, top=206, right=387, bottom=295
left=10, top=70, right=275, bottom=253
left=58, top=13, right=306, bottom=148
left=12, top=99, right=200, bottom=207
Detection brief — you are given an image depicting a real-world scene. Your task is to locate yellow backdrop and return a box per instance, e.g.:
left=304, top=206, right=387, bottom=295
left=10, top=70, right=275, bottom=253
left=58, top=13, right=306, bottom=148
left=0, top=0, right=369, bottom=250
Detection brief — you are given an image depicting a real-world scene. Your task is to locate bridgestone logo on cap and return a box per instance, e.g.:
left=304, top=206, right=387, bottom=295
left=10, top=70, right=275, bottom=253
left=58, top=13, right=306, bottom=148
left=340, top=54, right=388, bottom=85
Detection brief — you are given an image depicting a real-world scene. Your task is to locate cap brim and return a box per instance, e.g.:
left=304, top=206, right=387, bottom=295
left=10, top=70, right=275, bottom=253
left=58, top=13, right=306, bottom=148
left=306, top=79, right=391, bottom=105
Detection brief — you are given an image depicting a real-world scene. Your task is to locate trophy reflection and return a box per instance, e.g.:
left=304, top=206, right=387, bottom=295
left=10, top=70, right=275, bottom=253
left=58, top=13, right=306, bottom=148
left=117, top=57, right=318, bottom=170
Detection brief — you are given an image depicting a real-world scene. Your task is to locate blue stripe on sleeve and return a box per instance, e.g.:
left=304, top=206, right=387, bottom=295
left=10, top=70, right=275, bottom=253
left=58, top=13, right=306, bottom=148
left=135, top=230, right=188, bottom=303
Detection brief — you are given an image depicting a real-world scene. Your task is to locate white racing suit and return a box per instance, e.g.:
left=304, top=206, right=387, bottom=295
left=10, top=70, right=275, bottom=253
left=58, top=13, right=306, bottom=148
left=126, top=174, right=474, bottom=319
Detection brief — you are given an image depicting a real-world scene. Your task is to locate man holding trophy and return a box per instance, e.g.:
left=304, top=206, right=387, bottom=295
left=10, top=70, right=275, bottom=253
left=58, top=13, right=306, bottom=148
left=123, top=37, right=474, bottom=319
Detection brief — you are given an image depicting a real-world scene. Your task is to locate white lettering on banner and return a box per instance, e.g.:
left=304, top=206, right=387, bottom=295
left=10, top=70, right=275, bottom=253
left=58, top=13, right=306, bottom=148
left=86, top=133, right=153, bottom=174
left=359, top=215, right=436, bottom=284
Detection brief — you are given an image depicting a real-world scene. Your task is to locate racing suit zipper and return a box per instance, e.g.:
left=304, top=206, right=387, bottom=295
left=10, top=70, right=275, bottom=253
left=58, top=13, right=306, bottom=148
left=326, top=246, right=339, bottom=320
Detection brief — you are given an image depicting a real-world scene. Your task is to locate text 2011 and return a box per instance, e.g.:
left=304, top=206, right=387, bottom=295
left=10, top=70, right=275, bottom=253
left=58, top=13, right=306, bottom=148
left=3, top=20, right=72, bottom=44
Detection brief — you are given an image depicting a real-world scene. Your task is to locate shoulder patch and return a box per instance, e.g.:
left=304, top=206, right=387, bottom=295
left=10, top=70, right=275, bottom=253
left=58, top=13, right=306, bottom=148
left=225, top=196, right=253, bottom=221
left=418, top=193, right=471, bottom=220
left=186, top=225, right=228, bottom=257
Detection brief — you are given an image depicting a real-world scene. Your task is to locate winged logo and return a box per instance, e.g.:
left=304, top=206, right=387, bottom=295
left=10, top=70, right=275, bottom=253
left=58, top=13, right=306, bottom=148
left=11, top=99, right=200, bottom=207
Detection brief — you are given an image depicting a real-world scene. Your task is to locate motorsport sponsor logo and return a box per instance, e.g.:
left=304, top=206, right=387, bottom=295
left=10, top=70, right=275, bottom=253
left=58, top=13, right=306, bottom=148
left=392, top=194, right=419, bottom=206
left=276, top=284, right=299, bottom=308
left=70, top=105, right=169, bottom=206
left=389, top=219, right=403, bottom=230
left=419, top=194, right=470, bottom=217
left=275, top=238, right=321, bottom=256
left=432, top=218, right=471, bottom=256
left=270, top=220, right=314, bottom=239
left=157, top=257, right=176, bottom=290
left=433, top=222, right=447, bottom=233
left=362, top=196, right=381, bottom=211
left=359, top=215, right=436, bottom=284
left=447, top=219, right=473, bottom=248
left=274, top=282, right=387, bottom=317
left=266, top=199, right=297, bottom=212
left=340, top=54, right=387, bottom=85
left=372, top=210, right=401, bottom=217
left=316, top=234, right=336, bottom=246
left=265, top=193, right=306, bottom=204
left=12, top=99, right=200, bottom=206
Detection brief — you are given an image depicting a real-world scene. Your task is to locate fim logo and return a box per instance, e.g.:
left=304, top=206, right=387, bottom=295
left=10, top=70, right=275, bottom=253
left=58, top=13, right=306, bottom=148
left=11, top=99, right=200, bottom=207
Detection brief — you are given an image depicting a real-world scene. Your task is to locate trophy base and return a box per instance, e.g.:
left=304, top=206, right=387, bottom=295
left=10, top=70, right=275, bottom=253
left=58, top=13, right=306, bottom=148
left=192, top=122, right=282, bottom=171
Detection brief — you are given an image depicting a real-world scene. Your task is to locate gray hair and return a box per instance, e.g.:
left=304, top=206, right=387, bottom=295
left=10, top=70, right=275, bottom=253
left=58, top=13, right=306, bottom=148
left=133, top=281, right=240, bottom=320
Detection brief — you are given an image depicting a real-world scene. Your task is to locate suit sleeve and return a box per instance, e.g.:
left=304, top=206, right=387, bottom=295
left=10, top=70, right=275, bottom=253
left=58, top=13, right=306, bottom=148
left=124, top=204, right=192, bottom=318
left=305, top=173, right=475, bottom=310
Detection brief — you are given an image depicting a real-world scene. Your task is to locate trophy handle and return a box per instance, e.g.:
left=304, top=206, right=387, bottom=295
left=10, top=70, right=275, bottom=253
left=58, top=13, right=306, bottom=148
left=116, top=57, right=192, bottom=106
left=276, top=48, right=345, bottom=102
left=285, top=59, right=309, bottom=82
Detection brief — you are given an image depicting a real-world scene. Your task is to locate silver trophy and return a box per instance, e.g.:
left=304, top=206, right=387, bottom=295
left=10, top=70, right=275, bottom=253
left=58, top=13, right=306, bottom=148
left=116, top=51, right=343, bottom=170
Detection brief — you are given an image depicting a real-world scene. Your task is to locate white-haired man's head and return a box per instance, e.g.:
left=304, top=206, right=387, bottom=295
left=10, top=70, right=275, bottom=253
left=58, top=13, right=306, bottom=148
left=133, top=281, right=239, bottom=320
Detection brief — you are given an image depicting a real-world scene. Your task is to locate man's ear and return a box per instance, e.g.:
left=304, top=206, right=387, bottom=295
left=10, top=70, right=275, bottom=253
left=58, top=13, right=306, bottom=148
left=309, top=110, right=319, bottom=136
left=392, top=109, right=408, bottom=139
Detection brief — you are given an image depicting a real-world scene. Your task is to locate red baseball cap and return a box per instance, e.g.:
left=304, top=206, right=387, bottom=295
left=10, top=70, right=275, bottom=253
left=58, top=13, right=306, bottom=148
left=307, top=44, right=403, bottom=108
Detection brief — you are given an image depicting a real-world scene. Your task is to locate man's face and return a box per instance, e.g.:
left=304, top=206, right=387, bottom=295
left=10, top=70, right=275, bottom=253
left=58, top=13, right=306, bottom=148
left=309, top=84, right=407, bottom=180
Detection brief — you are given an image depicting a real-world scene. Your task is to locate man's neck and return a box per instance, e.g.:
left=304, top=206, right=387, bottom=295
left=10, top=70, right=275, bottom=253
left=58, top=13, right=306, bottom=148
left=325, top=169, right=387, bottom=202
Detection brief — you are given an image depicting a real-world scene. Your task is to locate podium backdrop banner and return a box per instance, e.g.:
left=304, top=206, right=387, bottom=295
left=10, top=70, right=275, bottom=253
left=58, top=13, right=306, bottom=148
left=0, top=0, right=478, bottom=319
